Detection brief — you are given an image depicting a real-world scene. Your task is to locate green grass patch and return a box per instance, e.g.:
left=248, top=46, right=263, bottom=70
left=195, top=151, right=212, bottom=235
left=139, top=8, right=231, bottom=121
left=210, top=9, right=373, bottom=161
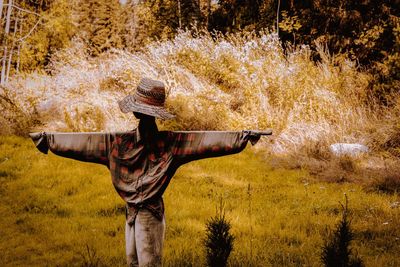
left=0, top=136, right=399, bottom=266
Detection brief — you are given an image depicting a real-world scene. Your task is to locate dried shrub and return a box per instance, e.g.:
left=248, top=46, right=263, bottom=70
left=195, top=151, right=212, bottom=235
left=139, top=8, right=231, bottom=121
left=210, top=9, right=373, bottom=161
left=377, top=124, right=400, bottom=158
left=79, top=244, right=100, bottom=267
left=2, top=30, right=393, bottom=159
left=0, top=87, right=42, bottom=136
left=363, top=164, right=400, bottom=194
left=161, top=94, right=231, bottom=131
left=272, top=140, right=360, bottom=183
left=368, top=97, right=400, bottom=158
left=308, top=155, right=358, bottom=183
left=64, top=106, right=105, bottom=132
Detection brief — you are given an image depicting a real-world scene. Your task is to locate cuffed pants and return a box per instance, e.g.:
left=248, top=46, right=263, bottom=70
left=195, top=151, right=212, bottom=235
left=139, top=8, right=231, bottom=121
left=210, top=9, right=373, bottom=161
left=125, top=209, right=166, bottom=267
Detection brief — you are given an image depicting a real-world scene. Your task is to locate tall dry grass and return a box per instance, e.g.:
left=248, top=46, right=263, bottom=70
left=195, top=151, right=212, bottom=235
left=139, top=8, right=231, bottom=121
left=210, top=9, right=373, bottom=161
left=1, top=30, right=397, bottom=155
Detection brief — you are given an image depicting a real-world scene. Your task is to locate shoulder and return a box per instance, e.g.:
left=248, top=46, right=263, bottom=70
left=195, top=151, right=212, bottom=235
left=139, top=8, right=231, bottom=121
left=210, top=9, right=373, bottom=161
left=112, top=130, right=137, bottom=146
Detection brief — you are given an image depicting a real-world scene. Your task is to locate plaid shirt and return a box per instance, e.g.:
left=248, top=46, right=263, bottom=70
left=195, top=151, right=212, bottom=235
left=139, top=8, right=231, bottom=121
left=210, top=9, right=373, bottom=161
left=30, top=130, right=253, bottom=225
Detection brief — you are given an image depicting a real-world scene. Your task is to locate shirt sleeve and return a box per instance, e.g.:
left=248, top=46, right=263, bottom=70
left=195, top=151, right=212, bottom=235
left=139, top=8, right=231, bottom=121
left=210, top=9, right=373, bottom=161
left=29, top=132, right=112, bottom=165
left=168, top=130, right=251, bottom=164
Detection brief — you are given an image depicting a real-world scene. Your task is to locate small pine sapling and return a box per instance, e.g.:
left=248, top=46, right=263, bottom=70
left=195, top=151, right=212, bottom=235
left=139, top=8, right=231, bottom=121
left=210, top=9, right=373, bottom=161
left=204, top=198, right=235, bottom=267
left=321, top=195, right=364, bottom=267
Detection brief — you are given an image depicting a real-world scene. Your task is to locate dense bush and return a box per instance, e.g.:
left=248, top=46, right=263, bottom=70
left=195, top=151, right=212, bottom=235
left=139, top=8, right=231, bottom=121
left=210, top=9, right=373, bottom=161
left=2, top=30, right=399, bottom=157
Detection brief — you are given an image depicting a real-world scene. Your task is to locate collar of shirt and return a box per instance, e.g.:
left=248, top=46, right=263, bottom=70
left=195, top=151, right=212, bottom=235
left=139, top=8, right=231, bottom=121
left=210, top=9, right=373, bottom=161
left=135, top=124, right=160, bottom=145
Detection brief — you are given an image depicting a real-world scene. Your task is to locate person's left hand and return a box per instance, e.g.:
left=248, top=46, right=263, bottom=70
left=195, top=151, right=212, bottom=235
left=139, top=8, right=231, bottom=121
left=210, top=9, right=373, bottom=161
left=243, top=131, right=261, bottom=146
left=249, top=134, right=261, bottom=145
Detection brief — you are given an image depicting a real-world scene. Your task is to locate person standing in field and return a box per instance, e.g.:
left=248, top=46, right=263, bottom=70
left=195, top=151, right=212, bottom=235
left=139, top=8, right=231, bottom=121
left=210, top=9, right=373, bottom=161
left=30, top=78, right=264, bottom=267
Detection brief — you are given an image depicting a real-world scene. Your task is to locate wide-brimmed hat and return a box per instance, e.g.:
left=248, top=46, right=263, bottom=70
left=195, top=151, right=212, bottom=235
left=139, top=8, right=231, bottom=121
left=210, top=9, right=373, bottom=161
left=118, top=78, right=175, bottom=120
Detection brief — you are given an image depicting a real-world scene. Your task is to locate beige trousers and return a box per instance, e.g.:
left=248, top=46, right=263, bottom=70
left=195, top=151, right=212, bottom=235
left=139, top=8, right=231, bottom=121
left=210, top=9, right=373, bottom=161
left=125, top=209, right=166, bottom=267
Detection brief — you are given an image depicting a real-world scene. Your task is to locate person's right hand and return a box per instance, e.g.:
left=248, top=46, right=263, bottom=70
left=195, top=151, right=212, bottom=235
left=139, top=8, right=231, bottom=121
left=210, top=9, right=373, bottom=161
left=29, top=132, right=43, bottom=141
left=29, top=132, right=49, bottom=154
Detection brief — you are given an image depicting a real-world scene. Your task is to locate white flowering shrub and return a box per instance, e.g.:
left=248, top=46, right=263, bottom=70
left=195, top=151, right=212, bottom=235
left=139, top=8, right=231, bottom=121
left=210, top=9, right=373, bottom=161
left=1, top=30, right=386, bottom=154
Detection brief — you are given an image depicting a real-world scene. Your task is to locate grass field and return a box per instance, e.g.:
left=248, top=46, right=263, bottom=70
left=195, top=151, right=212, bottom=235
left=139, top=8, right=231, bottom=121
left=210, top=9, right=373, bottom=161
left=0, top=135, right=399, bottom=266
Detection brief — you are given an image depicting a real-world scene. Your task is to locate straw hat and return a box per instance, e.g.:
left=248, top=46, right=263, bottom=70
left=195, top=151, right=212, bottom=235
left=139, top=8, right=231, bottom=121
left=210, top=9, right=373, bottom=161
left=118, top=78, right=175, bottom=119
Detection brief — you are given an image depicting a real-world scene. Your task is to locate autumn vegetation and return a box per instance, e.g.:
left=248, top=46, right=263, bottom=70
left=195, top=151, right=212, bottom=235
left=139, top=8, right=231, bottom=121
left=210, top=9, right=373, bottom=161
left=0, top=0, right=399, bottom=155
left=0, top=0, right=399, bottom=266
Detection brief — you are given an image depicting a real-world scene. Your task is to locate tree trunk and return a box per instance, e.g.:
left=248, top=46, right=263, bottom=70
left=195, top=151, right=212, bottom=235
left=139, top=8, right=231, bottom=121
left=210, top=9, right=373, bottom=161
left=197, top=0, right=201, bottom=26
left=130, top=0, right=137, bottom=50
left=0, top=0, right=4, bottom=21
left=206, top=0, right=210, bottom=29
left=276, top=0, right=280, bottom=36
left=1, top=0, right=12, bottom=85
left=0, top=0, right=3, bottom=81
left=177, top=0, right=182, bottom=29
left=16, top=17, right=21, bottom=72
left=4, top=0, right=12, bottom=32
left=6, top=11, right=17, bottom=82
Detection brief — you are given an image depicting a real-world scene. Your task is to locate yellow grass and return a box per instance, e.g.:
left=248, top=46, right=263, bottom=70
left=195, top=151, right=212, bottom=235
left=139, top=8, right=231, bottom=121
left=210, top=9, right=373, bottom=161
left=1, top=136, right=399, bottom=266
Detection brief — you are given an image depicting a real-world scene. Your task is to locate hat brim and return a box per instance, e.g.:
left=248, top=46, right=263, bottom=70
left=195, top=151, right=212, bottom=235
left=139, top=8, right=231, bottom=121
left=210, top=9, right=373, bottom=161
left=118, top=95, right=175, bottom=120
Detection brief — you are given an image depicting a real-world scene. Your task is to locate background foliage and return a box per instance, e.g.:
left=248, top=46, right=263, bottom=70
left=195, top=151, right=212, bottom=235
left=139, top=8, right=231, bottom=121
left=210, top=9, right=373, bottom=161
left=1, top=1, right=400, bottom=266
left=1, top=0, right=400, bottom=158
left=1, top=1, right=399, bottom=81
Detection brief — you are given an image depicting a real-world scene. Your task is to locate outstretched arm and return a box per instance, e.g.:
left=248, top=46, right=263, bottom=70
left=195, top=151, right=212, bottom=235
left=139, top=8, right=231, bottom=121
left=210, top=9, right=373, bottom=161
left=168, top=130, right=260, bottom=165
left=29, top=132, right=112, bottom=165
